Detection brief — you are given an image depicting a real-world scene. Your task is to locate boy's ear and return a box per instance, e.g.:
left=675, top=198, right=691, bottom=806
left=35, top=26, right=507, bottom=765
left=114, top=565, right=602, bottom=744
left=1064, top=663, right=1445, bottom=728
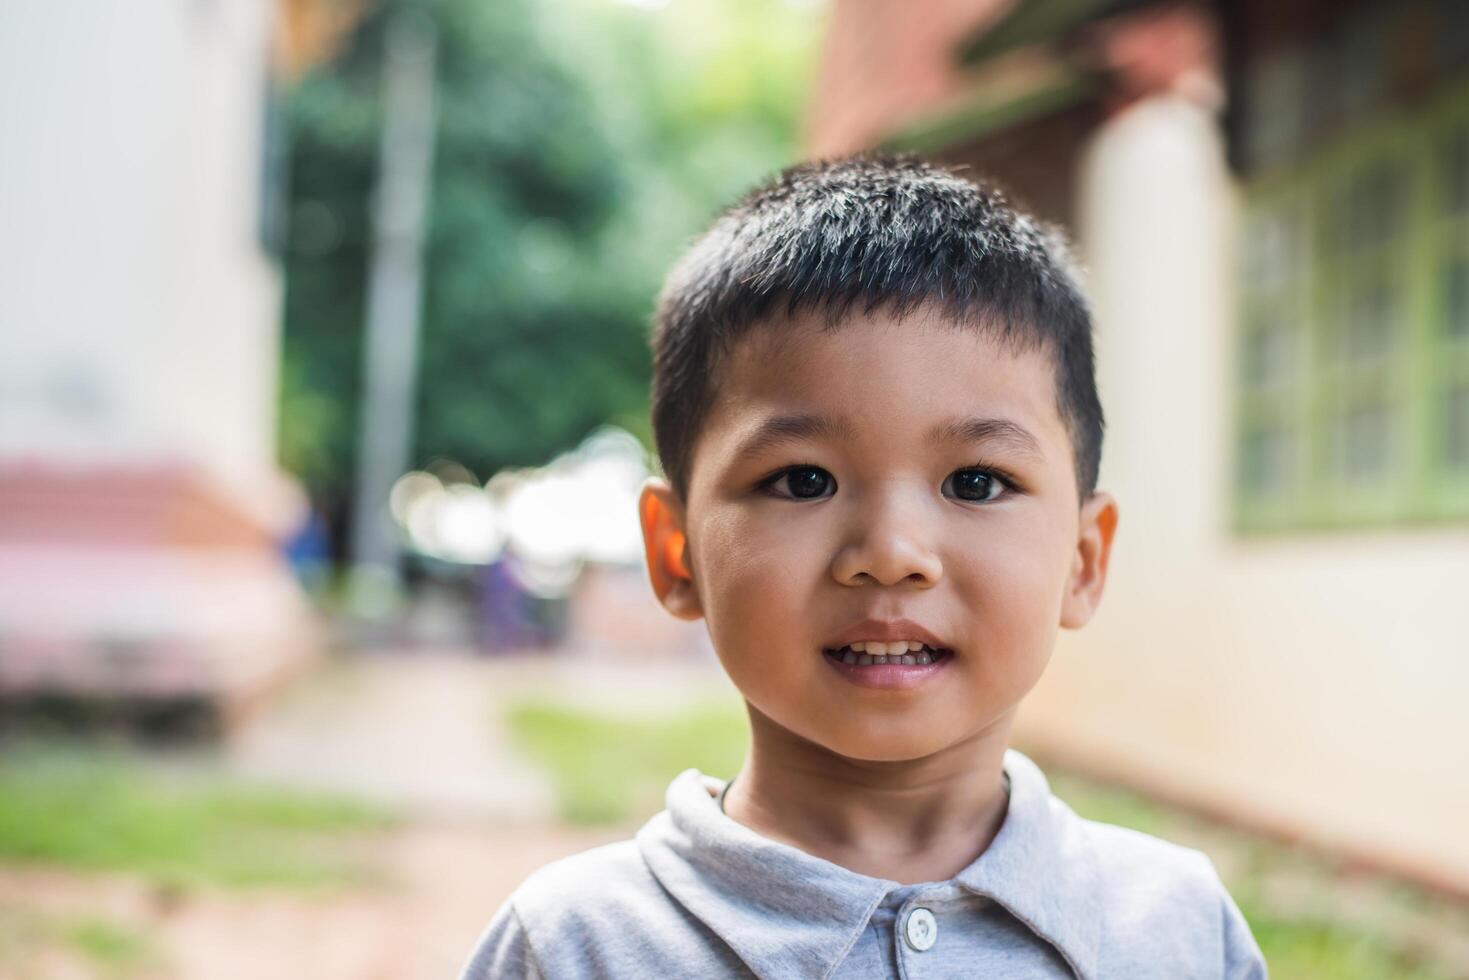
left=1060, top=490, right=1118, bottom=630
left=638, top=478, right=704, bottom=622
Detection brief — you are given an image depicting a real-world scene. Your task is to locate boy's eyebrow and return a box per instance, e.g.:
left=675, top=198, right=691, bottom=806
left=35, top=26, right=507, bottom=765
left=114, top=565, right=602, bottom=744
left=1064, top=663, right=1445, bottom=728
left=733, top=413, right=856, bottom=459
left=731, top=413, right=1044, bottom=461
left=926, top=415, right=1045, bottom=460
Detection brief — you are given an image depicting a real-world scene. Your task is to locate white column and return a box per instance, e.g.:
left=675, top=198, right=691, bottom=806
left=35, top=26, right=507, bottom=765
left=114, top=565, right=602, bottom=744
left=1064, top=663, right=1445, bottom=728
left=1076, top=93, right=1235, bottom=572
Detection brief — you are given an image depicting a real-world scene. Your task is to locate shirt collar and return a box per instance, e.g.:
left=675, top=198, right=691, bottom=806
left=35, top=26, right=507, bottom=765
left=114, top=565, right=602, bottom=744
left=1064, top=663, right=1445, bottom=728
left=636, top=748, right=1101, bottom=980
left=953, top=749, right=1102, bottom=979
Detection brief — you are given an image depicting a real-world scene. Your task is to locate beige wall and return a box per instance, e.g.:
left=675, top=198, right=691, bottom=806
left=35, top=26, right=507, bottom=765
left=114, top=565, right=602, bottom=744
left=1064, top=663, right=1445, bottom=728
left=1013, top=94, right=1469, bottom=891
left=0, top=1, right=283, bottom=502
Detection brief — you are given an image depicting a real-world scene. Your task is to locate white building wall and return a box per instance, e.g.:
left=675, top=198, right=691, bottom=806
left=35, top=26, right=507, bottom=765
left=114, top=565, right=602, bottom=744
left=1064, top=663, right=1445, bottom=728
left=1014, top=94, right=1469, bottom=889
left=0, top=0, right=282, bottom=494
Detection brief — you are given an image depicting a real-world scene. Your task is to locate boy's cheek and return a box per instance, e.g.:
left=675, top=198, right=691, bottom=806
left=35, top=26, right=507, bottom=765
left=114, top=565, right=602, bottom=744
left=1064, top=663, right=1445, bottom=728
left=705, top=571, right=806, bottom=660
left=696, top=506, right=818, bottom=586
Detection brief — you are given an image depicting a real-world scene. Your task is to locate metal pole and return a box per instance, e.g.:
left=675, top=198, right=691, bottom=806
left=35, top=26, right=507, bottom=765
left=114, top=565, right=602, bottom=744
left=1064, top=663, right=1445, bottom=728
left=348, top=10, right=437, bottom=603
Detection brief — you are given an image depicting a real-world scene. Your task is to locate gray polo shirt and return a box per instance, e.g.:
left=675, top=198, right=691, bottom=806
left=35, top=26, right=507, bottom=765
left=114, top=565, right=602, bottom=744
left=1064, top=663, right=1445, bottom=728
left=459, top=748, right=1267, bottom=979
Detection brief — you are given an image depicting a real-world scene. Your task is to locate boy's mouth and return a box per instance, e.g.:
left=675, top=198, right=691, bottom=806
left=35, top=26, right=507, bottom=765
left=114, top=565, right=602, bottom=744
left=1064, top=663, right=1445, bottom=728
left=821, top=642, right=952, bottom=666
left=820, top=618, right=955, bottom=662
left=819, top=641, right=955, bottom=690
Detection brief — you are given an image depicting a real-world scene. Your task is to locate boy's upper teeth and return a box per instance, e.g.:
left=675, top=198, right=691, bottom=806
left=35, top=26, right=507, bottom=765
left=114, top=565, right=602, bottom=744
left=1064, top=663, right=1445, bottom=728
left=846, top=640, right=929, bottom=655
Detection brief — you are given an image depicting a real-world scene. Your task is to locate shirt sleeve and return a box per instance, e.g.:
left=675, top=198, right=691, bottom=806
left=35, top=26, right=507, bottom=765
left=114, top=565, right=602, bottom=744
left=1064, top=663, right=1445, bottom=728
left=1219, top=880, right=1268, bottom=979
left=457, top=899, right=544, bottom=980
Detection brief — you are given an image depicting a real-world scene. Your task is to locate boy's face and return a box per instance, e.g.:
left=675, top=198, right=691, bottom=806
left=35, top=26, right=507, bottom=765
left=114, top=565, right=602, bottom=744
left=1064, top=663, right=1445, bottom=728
left=639, top=306, right=1117, bottom=763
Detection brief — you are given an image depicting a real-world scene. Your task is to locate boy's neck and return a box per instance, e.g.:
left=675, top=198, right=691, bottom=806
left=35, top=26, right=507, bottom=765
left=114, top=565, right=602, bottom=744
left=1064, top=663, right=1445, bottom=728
left=720, top=706, right=1014, bottom=885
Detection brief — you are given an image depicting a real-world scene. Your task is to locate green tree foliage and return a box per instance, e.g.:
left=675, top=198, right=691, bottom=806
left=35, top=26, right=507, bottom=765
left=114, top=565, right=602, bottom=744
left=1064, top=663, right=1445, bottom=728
left=279, top=0, right=821, bottom=510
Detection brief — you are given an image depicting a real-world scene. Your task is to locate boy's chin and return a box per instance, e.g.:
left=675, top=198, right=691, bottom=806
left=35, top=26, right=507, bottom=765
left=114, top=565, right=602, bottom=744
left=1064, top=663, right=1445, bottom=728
left=838, top=746, right=931, bottom=764
left=802, top=726, right=959, bottom=765
left=745, top=701, right=971, bottom=763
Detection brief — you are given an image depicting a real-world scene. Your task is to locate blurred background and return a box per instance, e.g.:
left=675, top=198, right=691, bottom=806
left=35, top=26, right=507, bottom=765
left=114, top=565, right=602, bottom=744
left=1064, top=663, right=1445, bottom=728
left=1, top=0, right=1467, bottom=977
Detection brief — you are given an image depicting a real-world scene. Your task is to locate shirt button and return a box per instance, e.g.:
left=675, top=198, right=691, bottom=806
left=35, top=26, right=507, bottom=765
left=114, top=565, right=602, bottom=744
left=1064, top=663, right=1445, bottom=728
left=904, top=907, right=937, bottom=952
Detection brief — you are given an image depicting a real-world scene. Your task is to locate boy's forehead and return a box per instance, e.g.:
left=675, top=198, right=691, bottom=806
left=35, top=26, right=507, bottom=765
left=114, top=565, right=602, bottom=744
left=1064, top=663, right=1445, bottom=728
left=706, top=307, right=1067, bottom=445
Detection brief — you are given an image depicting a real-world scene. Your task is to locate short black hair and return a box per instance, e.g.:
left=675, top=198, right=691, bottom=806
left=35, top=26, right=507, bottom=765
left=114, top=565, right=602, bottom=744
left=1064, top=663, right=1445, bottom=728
left=649, top=154, right=1103, bottom=503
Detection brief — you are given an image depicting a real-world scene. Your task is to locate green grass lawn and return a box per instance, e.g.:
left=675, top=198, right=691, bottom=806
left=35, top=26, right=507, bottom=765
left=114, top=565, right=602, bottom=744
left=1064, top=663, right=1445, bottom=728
left=503, top=696, right=1468, bottom=980
left=505, top=697, right=748, bottom=825
left=0, top=739, right=398, bottom=891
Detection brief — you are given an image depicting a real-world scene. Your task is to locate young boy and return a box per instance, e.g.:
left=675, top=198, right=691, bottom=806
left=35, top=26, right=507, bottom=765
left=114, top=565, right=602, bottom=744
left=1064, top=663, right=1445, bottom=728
left=459, top=156, right=1267, bottom=979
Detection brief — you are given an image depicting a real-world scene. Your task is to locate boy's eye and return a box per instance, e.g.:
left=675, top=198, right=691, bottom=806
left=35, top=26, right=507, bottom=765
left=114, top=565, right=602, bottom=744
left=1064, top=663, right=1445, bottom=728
left=943, top=468, right=1006, bottom=503
left=764, top=465, right=836, bottom=500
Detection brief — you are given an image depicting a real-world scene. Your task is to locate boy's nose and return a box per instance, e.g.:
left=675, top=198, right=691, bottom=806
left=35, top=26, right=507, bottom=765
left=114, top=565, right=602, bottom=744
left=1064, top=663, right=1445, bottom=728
left=829, top=493, right=943, bottom=588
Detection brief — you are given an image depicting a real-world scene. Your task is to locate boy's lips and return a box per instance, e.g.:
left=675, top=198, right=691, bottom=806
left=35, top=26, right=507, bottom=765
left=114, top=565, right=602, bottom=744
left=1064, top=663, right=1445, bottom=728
left=820, top=645, right=953, bottom=691
left=821, top=618, right=953, bottom=655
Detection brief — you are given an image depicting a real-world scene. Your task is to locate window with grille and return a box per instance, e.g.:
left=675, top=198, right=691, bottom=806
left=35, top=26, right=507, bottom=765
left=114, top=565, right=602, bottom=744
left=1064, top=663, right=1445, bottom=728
left=1233, top=81, right=1469, bottom=531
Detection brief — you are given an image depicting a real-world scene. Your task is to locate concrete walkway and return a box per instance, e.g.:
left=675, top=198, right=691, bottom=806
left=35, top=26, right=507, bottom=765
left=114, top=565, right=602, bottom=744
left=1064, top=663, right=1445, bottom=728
left=223, top=650, right=557, bottom=821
